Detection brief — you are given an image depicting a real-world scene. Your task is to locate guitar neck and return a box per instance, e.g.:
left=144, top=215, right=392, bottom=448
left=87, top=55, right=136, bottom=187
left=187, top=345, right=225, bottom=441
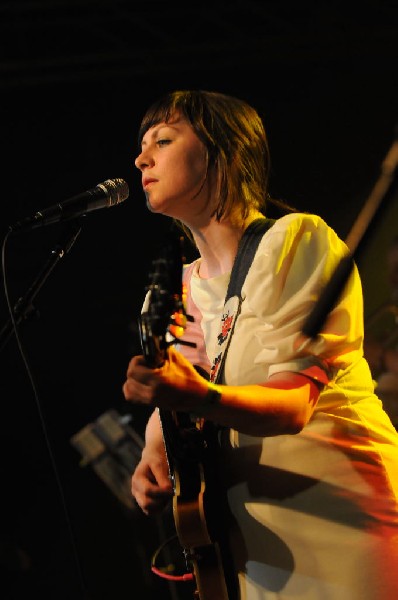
left=138, top=233, right=234, bottom=600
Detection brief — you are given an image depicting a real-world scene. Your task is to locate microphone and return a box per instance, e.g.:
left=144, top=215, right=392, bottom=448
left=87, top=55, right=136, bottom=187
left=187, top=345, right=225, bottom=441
left=9, top=178, right=129, bottom=232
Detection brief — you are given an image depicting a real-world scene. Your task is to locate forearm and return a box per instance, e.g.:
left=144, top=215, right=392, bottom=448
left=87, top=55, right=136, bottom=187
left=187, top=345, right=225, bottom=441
left=143, top=409, right=167, bottom=454
left=193, top=373, right=321, bottom=436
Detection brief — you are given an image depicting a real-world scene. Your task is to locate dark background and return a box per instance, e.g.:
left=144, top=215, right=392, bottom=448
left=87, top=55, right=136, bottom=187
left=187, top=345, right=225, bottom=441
left=1, top=1, right=398, bottom=599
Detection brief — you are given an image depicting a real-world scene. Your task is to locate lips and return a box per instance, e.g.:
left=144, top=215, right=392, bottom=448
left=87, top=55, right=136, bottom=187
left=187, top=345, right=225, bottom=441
left=143, top=178, right=157, bottom=189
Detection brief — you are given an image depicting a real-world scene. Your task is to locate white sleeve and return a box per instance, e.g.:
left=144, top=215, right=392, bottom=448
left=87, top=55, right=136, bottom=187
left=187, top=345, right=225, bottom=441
left=243, top=212, right=364, bottom=378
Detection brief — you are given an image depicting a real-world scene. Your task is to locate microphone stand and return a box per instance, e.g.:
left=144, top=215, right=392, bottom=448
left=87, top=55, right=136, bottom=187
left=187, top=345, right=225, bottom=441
left=302, top=131, right=398, bottom=339
left=0, top=221, right=83, bottom=352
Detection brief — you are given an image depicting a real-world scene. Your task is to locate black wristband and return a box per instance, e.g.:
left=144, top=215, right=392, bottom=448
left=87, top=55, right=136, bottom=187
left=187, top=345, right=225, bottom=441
left=191, top=383, right=221, bottom=417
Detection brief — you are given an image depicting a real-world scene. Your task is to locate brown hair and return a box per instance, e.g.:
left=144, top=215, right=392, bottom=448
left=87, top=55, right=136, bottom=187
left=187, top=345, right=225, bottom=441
left=138, top=90, right=295, bottom=235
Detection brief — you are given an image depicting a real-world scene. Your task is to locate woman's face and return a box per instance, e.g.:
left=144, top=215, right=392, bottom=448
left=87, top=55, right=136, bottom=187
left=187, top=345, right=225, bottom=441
left=135, top=115, right=212, bottom=223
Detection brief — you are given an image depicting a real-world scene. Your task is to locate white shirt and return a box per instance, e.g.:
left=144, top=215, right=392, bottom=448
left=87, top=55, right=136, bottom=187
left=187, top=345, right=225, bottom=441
left=178, top=212, right=398, bottom=599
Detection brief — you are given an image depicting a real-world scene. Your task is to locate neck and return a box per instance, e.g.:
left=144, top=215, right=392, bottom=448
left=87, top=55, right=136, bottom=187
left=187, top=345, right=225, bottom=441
left=189, top=211, right=264, bottom=278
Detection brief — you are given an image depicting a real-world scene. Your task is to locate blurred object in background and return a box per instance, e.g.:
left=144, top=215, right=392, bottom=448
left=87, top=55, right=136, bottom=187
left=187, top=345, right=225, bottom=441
left=70, top=409, right=144, bottom=512
left=364, top=235, right=398, bottom=427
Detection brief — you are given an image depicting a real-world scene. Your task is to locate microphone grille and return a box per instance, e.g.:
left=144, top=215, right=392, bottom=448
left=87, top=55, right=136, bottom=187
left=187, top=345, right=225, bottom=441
left=102, top=178, right=130, bottom=206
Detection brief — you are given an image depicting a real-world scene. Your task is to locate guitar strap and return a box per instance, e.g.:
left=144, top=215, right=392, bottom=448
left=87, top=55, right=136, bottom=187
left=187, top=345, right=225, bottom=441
left=209, top=217, right=275, bottom=384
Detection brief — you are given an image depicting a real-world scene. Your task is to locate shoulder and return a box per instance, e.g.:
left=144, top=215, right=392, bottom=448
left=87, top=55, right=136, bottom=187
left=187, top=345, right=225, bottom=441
left=245, top=212, right=349, bottom=293
left=269, top=212, right=334, bottom=235
left=261, top=212, right=347, bottom=255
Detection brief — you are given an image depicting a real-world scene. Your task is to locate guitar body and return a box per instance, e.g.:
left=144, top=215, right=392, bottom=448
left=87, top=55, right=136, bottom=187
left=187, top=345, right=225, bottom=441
left=139, top=232, right=234, bottom=599
left=170, top=417, right=232, bottom=600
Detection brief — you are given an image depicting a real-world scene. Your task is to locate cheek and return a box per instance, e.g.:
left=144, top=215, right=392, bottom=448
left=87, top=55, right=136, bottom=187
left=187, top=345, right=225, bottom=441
left=183, top=148, right=208, bottom=185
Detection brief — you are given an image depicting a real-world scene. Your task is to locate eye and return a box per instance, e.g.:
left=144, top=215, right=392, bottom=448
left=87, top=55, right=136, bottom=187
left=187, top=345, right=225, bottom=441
left=157, top=138, right=172, bottom=147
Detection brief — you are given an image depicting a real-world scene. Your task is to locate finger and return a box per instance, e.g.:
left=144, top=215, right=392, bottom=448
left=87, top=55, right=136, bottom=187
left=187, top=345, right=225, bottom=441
left=135, top=493, right=171, bottom=516
left=132, top=479, right=172, bottom=515
left=122, top=377, right=153, bottom=404
left=125, top=354, right=145, bottom=378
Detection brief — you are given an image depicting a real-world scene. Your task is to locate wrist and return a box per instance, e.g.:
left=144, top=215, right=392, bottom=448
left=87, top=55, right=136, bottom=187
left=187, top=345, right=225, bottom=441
left=191, top=382, right=222, bottom=417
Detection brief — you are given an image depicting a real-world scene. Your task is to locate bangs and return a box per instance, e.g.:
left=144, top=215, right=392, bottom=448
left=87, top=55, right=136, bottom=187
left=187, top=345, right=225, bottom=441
left=137, top=106, right=174, bottom=145
left=137, top=91, right=206, bottom=146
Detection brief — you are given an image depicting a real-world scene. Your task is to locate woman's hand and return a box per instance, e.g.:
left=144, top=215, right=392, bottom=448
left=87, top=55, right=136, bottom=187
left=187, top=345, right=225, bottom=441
left=131, top=410, right=173, bottom=515
left=122, top=345, right=209, bottom=412
left=131, top=444, right=173, bottom=515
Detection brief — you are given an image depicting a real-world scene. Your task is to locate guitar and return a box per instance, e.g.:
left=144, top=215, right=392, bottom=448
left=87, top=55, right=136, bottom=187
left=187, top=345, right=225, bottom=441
left=138, top=231, right=233, bottom=600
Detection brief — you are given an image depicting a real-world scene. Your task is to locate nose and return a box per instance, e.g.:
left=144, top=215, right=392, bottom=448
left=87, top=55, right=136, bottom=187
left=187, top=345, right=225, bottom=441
left=134, top=153, right=145, bottom=171
left=135, top=148, right=152, bottom=171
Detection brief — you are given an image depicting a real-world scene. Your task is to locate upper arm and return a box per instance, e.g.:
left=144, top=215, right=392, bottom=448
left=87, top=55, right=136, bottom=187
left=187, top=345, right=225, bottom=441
left=264, top=371, right=323, bottom=428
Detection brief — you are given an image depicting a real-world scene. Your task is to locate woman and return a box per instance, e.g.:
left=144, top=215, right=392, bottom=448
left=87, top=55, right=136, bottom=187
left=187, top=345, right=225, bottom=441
left=123, top=90, right=398, bottom=599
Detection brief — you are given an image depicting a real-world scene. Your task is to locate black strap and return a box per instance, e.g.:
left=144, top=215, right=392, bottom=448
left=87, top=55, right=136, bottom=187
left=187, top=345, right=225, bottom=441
left=226, top=217, right=275, bottom=300
left=211, top=217, right=275, bottom=385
